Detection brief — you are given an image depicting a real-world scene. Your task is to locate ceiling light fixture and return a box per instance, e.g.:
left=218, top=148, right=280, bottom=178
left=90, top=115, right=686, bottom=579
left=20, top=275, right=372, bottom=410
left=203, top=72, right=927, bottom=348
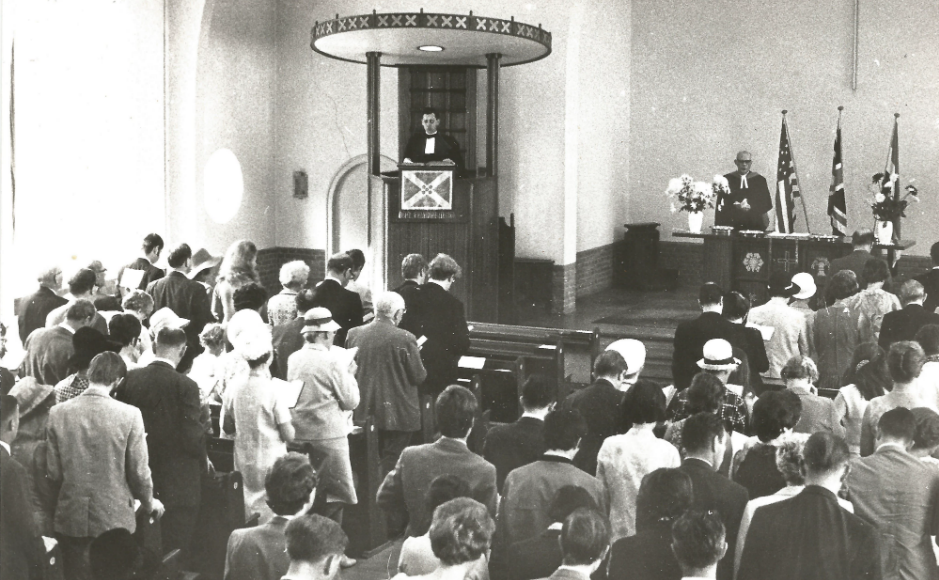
left=418, top=45, right=444, bottom=52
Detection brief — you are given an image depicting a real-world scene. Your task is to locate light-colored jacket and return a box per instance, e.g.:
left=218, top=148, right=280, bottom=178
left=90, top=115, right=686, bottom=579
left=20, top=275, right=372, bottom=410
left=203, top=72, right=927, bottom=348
left=748, top=298, right=808, bottom=379
left=46, top=386, right=153, bottom=537
left=287, top=343, right=360, bottom=440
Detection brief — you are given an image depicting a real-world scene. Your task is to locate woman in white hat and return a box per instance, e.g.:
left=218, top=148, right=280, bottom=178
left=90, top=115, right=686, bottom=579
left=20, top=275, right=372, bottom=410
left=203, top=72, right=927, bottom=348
left=287, top=307, right=360, bottom=551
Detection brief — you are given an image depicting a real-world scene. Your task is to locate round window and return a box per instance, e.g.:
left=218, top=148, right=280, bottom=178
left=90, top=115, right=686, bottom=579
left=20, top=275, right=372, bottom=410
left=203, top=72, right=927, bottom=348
left=204, top=148, right=244, bottom=224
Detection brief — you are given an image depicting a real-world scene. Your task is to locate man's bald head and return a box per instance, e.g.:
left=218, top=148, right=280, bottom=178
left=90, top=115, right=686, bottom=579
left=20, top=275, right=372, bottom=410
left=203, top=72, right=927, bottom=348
left=735, top=151, right=753, bottom=175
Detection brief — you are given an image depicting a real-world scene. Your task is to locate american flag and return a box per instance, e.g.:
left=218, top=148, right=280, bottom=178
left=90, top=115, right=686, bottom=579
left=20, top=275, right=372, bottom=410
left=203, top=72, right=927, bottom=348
left=828, top=122, right=847, bottom=236
left=775, top=116, right=800, bottom=233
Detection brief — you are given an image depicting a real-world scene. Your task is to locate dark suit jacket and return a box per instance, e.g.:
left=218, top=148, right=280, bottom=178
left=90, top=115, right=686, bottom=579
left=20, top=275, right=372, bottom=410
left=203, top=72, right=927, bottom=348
left=490, top=527, right=605, bottom=580
left=18, top=325, right=74, bottom=386
left=407, top=282, right=470, bottom=397
left=394, top=280, right=422, bottom=336
left=737, top=485, right=881, bottom=580
left=116, top=361, right=205, bottom=507
left=672, top=311, right=746, bottom=391
left=831, top=249, right=882, bottom=287
left=679, top=458, right=749, bottom=580
left=607, top=522, right=682, bottom=580
left=483, top=416, right=545, bottom=492
left=376, top=437, right=497, bottom=537
left=271, top=317, right=305, bottom=380
left=916, top=268, right=939, bottom=313
left=402, top=131, right=464, bottom=170
left=147, top=271, right=213, bottom=368
left=1, top=447, right=45, bottom=580
left=561, top=379, right=624, bottom=476
left=224, top=515, right=290, bottom=580
left=879, top=304, right=939, bottom=349
left=17, top=286, right=67, bottom=343
left=118, top=257, right=164, bottom=291
left=310, top=279, right=363, bottom=347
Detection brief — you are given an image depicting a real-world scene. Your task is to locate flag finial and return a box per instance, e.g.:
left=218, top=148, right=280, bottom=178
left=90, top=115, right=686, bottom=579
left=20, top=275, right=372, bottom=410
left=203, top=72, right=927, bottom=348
left=837, top=105, right=844, bottom=111
left=782, top=110, right=788, bottom=115
left=894, top=113, right=900, bottom=118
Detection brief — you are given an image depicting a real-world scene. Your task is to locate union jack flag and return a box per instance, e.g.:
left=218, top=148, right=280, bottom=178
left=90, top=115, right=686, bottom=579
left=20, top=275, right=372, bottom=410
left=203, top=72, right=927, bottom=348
left=775, top=116, right=801, bottom=234
left=828, top=123, right=847, bottom=236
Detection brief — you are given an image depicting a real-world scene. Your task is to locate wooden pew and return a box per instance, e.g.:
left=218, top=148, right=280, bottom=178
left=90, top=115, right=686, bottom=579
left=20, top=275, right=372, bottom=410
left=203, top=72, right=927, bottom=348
left=189, top=469, right=258, bottom=580
left=456, top=355, right=527, bottom=424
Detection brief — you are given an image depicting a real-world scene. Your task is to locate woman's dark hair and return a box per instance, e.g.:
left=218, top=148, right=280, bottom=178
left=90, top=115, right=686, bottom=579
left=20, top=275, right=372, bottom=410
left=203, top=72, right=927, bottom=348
left=635, top=468, right=693, bottom=533
left=722, top=291, right=750, bottom=321
left=233, top=282, right=269, bottom=312
left=265, top=452, right=318, bottom=516
left=621, top=380, right=666, bottom=428
left=686, top=372, right=725, bottom=414
left=429, top=498, right=495, bottom=566
left=751, top=390, right=802, bottom=443
left=844, top=342, right=892, bottom=401
left=887, top=341, right=926, bottom=384
left=861, top=258, right=890, bottom=286
left=825, top=270, right=859, bottom=305
left=415, top=475, right=472, bottom=536
left=915, top=324, right=939, bottom=356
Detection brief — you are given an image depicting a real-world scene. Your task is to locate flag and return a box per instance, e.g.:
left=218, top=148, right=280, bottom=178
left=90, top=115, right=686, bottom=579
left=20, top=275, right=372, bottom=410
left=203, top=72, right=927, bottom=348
left=775, top=116, right=801, bottom=233
left=880, top=115, right=900, bottom=240
left=828, top=122, right=847, bottom=236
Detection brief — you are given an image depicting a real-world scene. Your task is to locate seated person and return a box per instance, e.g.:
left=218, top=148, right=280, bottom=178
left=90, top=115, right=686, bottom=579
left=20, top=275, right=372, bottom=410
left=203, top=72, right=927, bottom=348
left=281, top=514, right=348, bottom=580
left=402, top=107, right=464, bottom=171
left=544, top=508, right=611, bottom=580
left=607, top=468, right=693, bottom=580
left=490, top=486, right=599, bottom=580
left=225, top=452, right=317, bottom=580
left=393, top=498, right=495, bottom=580
left=671, top=510, right=728, bottom=580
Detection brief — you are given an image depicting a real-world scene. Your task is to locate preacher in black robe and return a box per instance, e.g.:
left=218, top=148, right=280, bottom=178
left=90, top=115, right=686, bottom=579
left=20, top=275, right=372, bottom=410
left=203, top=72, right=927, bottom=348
left=402, top=108, right=464, bottom=171
left=715, top=151, right=773, bottom=230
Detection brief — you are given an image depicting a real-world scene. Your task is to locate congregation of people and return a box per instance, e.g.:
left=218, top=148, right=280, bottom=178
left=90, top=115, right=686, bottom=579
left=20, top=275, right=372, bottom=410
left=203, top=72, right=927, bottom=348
left=4, top=228, right=939, bottom=580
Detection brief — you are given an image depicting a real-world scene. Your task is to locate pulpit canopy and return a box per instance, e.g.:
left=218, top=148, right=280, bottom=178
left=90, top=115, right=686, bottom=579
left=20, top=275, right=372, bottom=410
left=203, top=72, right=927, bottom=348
left=311, top=10, right=552, bottom=67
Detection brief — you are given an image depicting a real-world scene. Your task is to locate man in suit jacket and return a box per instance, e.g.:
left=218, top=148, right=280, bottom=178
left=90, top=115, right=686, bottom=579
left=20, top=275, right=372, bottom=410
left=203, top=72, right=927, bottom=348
left=225, top=453, right=317, bottom=580
left=722, top=291, right=770, bottom=392
left=271, top=289, right=316, bottom=380
left=346, top=292, right=427, bottom=475
left=783, top=356, right=845, bottom=438
left=561, top=350, right=628, bottom=476
left=45, top=268, right=110, bottom=336
left=672, top=510, right=728, bottom=580
left=678, top=413, right=749, bottom=580
left=17, top=265, right=67, bottom=343
left=916, top=242, right=939, bottom=313
left=394, top=253, right=427, bottom=335
left=880, top=280, right=939, bottom=349
left=1, top=394, right=46, bottom=580
left=543, top=508, right=610, bottom=580
left=117, top=233, right=165, bottom=295
left=830, top=229, right=883, bottom=288
left=146, top=243, right=213, bottom=372
left=402, top=107, right=464, bottom=172
left=484, top=377, right=552, bottom=491
left=737, top=432, right=881, bottom=580
left=672, top=283, right=748, bottom=391
left=116, top=327, right=204, bottom=556
left=377, top=385, right=497, bottom=537
left=46, top=353, right=163, bottom=580
left=19, top=299, right=97, bottom=386
left=405, top=254, right=470, bottom=397
left=846, top=408, right=939, bottom=580
left=498, top=409, right=604, bottom=548
left=310, top=253, right=363, bottom=347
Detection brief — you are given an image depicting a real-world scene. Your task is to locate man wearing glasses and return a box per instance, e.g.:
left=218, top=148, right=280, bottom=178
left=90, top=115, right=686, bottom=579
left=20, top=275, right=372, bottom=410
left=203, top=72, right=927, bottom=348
left=715, top=151, right=773, bottom=231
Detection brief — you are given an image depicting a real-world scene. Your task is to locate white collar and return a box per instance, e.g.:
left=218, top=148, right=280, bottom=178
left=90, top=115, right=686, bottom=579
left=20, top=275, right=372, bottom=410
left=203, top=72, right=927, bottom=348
left=325, top=273, right=345, bottom=285
left=58, top=322, right=76, bottom=334
left=0, top=441, right=9, bottom=455
left=875, top=441, right=910, bottom=454
left=520, top=412, right=546, bottom=421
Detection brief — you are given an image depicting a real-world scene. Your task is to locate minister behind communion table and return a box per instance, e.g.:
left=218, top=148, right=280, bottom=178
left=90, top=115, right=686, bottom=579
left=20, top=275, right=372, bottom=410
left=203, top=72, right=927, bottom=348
left=402, top=107, right=464, bottom=172
left=715, top=150, right=773, bottom=231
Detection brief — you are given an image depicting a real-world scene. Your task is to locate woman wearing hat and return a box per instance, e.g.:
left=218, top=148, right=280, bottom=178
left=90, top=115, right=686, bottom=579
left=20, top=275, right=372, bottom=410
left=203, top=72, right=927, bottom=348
left=748, top=271, right=810, bottom=385
left=287, top=307, right=360, bottom=544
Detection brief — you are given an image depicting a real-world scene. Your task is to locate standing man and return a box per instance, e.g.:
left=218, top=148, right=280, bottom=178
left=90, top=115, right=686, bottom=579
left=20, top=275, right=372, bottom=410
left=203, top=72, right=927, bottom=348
left=16, top=265, right=67, bottom=343
left=846, top=407, right=939, bottom=580
left=484, top=377, right=553, bottom=492
left=118, top=233, right=166, bottom=294
left=146, top=243, right=213, bottom=372
left=19, top=300, right=97, bottom=386
left=395, top=253, right=427, bottom=336
left=46, top=352, right=163, bottom=580
left=310, top=253, right=364, bottom=348
left=879, top=280, right=939, bottom=349
left=346, top=292, right=427, bottom=475
left=672, top=283, right=744, bottom=391
left=714, top=151, right=773, bottom=231
left=116, top=327, right=204, bottom=556
left=406, top=254, right=470, bottom=398
left=345, top=249, right=374, bottom=322
left=402, top=107, right=464, bottom=171
left=748, top=271, right=809, bottom=383
left=45, top=268, right=110, bottom=335
left=916, top=241, right=939, bottom=312
left=830, top=229, right=883, bottom=287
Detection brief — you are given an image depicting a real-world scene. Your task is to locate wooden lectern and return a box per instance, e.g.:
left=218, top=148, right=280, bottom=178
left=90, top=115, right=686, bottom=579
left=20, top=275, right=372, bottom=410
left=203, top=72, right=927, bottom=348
left=383, top=165, right=515, bottom=323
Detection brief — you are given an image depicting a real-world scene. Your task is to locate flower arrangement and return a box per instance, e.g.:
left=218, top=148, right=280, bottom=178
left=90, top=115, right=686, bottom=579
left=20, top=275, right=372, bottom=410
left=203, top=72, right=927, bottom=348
left=666, top=174, right=717, bottom=214
left=869, top=172, right=920, bottom=221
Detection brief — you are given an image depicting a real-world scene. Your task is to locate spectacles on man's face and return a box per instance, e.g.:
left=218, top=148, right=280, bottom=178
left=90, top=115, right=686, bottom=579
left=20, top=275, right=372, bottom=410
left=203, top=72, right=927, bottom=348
left=735, top=159, right=752, bottom=165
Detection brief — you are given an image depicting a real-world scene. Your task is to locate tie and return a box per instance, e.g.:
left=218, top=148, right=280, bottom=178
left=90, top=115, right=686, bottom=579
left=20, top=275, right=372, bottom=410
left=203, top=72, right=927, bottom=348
left=741, top=174, right=749, bottom=189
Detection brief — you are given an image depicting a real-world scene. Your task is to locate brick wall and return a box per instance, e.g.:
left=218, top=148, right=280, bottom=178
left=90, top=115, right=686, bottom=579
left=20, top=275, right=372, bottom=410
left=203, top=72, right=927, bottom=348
left=659, top=241, right=704, bottom=288
left=551, top=262, right=576, bottom=314
left=256, top=247, right=326, bottom=297
left=575, top=243, right=615, bottom=297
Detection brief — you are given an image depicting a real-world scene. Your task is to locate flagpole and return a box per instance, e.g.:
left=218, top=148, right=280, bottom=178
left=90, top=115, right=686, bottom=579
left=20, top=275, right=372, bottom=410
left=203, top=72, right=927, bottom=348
left=783, top=110, right=811, bottom=233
